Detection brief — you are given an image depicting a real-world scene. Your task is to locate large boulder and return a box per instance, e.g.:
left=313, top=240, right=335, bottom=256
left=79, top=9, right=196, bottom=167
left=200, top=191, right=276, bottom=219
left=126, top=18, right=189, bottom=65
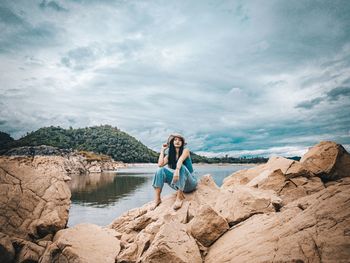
left=214, top=185, right=282, bottom=225
left=0, top=156, right=71, bottom=240
left=188, top=204, right=229, bottom=247
left=109, top=175, right=221, bottom=262
left=140, top=221, right=202, bottom=263
left=222, top=156, right=324, bottom=206
left=222, top=156, right=314, bottom=189
left=300, top=141, right=350, bottom=181
left=0, top=155, right=72, bottom=262
left=205, top=177, right=350, bottom=263
left=40, top=223, right=121, bottom=263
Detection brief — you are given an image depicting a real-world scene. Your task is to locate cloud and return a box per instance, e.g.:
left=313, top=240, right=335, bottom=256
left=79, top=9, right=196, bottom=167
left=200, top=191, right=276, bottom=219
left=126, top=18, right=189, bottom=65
left=326, top=86, right=350, bottom=101
left=296, top=85, right=350, bottom=109
left=39, top=1, right=68, bottom=12
left=1, top=0, right=350, bottom=156
left=295, top=97, right=325, bottom=109
left=0, top=6, right=25, bottom=25
left=196, top=145, right=309, bottom=158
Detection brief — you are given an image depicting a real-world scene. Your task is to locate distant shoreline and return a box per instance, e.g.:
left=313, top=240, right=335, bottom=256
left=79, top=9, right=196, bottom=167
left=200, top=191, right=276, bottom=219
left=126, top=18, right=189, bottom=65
left=124, top=162, right=259, bottom=167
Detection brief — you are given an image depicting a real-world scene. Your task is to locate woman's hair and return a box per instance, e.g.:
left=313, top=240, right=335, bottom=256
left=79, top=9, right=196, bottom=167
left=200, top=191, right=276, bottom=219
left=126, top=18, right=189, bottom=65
left=167, top=137, right=184, bottom=169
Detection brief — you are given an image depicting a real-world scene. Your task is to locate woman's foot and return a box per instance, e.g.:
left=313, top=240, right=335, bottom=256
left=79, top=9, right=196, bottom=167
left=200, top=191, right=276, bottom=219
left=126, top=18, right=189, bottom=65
left=173, top=191, right=185, bottom=210
left=172, top=198, right=183, bottom=210
left=150, top=199, right=162, bottom=211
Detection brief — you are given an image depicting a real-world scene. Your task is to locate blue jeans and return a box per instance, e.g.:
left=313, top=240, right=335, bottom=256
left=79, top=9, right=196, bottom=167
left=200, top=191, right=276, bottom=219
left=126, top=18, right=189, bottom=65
left=152, top=165, right=198, bottom=193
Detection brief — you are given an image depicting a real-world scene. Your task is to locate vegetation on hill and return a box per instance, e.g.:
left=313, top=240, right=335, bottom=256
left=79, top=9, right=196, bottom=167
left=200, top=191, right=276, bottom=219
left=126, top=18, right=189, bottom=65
left=0, top=125, right=272, bottom=163
left=0, top=131, right=14, bottom=150
left=1, top=125, right=158, bottom=163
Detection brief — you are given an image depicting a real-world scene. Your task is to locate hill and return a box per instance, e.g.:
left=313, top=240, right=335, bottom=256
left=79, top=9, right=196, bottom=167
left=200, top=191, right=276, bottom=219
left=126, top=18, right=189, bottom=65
left=1, top=125, right=158, bottom=163
left=0, top=126, right=270, bottom=163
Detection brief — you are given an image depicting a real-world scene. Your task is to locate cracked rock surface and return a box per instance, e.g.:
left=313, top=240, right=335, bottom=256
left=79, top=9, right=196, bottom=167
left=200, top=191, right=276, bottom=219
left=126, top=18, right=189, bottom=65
left=0, top=155, right=72, bottom=262
left=107, top=141, right=350, bottom=263
left=1, top=141, right=349, bottom=263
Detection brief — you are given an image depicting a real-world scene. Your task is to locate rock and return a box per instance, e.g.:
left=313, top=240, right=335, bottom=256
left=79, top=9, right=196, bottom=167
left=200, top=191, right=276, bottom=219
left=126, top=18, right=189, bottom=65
left=188, top=204, right=229, bottom=247
left=248, top=169, right=325, bottom=205
left=214, top=185, right=282, bottom=225
left=0, top=155, right=72, bottom=262
left=222, top=156, right=324, bottom=206
left=300, top=141, right=350, bottom=181
left=205, top=178, right=350, bottom=263
left=140, top=221, right=202, bottom=263
left=117, top=220, right=163, bottom=262
left=110, top=175, right=220, bottom=262
left=3, top=145, right=71, bottom=156
left=3, top=145, right=126, bottom=174
left=0, top=232, right=15, bottom=263
left=222, top=156, right=313, bottom=189
left=40, top=223, right=121, bottom=263
left=0, top=156, right=71, bottom=240
left=12, top=237, right=45, bottom=263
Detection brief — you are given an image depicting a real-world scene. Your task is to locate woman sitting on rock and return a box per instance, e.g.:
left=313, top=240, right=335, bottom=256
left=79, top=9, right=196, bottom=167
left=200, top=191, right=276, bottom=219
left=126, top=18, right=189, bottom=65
left=151, top=133, right=198, bottom=211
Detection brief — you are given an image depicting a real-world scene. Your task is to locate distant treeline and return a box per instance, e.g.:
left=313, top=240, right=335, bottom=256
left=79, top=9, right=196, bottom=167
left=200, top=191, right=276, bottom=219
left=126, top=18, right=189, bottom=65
left=0, top=125, right=158, bottom=163
left=0, top=125, right=290, bottom=163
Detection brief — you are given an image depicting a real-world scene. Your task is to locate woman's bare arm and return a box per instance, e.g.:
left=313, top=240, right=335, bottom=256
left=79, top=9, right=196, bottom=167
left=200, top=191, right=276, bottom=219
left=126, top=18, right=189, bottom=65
left=158, top=155, right=168, bottom=167
left=158, top=144, right=169, bottom=167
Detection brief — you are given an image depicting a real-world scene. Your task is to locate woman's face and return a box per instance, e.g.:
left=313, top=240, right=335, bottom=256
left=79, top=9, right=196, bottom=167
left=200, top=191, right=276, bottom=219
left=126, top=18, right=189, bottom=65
left=173, top=137, right=183, bottom=148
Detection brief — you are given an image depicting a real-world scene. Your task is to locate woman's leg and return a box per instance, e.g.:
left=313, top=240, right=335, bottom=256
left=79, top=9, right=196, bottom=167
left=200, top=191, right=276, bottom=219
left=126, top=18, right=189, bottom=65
left=172, top=165, right=194, bottom=210
left=151, top=167, right=174, bottom=210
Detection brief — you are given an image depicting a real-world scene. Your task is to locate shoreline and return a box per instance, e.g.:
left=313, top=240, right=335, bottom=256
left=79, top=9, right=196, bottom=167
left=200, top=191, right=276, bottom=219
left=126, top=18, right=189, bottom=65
left=123, top=162, right=260, bottom=167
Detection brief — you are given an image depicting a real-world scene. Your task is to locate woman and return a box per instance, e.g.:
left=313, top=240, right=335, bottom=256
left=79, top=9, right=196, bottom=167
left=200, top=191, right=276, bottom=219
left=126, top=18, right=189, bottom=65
left=151, top=133, right=198, bottom=211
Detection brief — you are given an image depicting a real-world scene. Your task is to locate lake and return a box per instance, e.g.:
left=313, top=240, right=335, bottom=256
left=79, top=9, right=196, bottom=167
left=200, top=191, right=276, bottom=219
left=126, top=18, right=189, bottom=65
left=67, top=163, right=255, bottom=227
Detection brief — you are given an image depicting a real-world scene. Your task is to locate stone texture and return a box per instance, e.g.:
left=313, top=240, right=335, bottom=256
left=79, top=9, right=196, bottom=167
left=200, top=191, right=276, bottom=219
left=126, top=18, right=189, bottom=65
left=222, top=156, right=325, bottom=206
left=205, top=177, right=350, bottom=263
left=300, top=141, right=350, bottom=181
left=188, top=204, right=229, bottom=247
left=0, top=155, right=75, bottom=262
left=140, top=221, right=202, bottom=263
left=214, top=185, right=282, bottom=225
left=0, top=232, right=15, bottom=263
left=0, top=156, right=71, bottom=240
left=40, top=223, right=121, bottom=263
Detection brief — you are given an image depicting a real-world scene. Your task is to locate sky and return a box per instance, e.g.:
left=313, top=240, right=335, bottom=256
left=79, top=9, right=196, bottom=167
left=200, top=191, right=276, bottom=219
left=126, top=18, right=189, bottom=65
left=0, top=0, right=350, bottom=157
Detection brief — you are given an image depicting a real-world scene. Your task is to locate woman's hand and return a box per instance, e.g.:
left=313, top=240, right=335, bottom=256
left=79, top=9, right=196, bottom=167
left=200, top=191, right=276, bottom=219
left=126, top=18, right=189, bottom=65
left=172, top=169, right=180, bottom=184
left=161, top=143, right=169, bottom=151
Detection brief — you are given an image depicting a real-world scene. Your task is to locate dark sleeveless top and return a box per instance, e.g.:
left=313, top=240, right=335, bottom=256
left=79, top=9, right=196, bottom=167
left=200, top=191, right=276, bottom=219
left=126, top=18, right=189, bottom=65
left=175, top=149, right=194, bottom=173
left=182, top=155, right=194, bottom=173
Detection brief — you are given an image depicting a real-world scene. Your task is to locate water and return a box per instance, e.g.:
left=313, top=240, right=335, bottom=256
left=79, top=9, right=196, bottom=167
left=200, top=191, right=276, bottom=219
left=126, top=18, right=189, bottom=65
left=67, top=163, right=254, bottom=227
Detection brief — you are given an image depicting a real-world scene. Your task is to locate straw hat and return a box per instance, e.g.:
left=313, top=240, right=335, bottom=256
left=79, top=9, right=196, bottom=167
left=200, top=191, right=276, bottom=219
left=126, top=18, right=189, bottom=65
left=167, top=133, right=187, bottom=145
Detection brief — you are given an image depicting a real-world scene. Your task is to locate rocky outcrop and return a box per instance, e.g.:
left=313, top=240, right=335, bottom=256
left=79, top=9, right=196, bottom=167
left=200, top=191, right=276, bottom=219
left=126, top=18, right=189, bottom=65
left=141, top=221, right=202, bottom=263
left=1, top=141, right=349, bottom=262
left=4, top=145, right=71, bottom=156
left=222, top=156, right=325, bottom=205
left=40, top=223, right=121, bottom=263
left=0, top=155, right=71, bottom=262
left=3, top=145, right=126, bottom=174
left=66, top=153, right=125, bottom=173
left=205, top=177, right=350, bottom=263
left=300, top=141, right=350, bottom=181
left=105, top=141, right=349, bottom=263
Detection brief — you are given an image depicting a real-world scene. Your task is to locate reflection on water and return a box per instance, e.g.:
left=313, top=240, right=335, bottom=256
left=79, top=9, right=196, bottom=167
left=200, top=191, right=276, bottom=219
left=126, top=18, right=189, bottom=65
left=70, top=173, right=148, bottom=207
left=67, top=164, right=254, bottom=227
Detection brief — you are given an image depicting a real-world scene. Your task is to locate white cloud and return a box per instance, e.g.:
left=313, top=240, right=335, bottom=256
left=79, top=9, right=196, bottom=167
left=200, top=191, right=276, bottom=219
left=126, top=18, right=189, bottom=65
left=0, top=0, right=350, bottom=156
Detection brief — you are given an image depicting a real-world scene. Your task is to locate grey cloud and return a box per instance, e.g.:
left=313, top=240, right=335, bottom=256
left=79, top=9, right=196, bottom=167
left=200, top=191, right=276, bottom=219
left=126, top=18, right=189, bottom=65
left=0, top=6, right=24, bottom=25
left=326, top=86, right=350, bottom=101
left=0, top=21, right=62, bottom=53
left=296, top=97, right=325, bottom=109
left=1, top=0, right=350, bottom=155
left=61, top=46, right=99, bottom=70
left=39, top=1, right=68, bottom=12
